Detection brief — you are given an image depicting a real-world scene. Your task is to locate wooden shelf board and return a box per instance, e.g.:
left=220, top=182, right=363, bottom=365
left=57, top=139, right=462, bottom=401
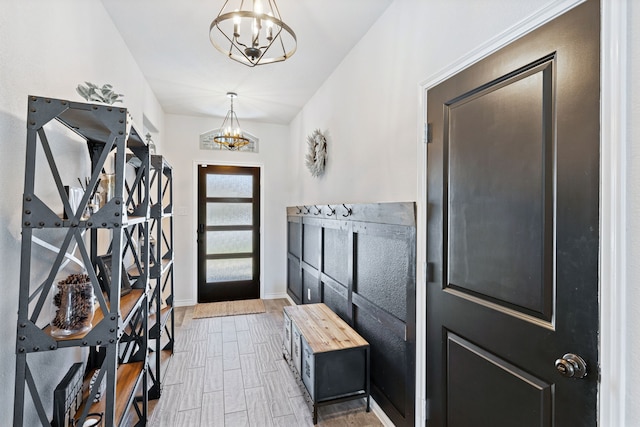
left=149, top=306, right=172, bottom=338
left=46, top=289, right=145, bottom=343
left=75, top=361, right=144, bottom=427
left=148, top=348, right=173, bottom=381
left=127, top=265, right=143, bottom=277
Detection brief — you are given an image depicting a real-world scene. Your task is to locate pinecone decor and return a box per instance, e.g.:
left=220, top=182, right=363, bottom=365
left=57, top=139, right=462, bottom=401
left=50, top=273, right=95, bottom=337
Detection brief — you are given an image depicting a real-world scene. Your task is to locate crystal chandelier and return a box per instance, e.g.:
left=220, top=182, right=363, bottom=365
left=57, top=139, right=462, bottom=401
left=209, top=0, right=297, bottom=67
left=214, top=92, right=250, bottom=150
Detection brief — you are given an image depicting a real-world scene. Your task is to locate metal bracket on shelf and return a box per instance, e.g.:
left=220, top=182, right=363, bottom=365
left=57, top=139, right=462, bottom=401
left=22, top=194, right=65, bottom=228
left=27, top=96, right=70, bottom=130
left=82, top=315, right=121, bottom=347
left=15, top=321, right=58, bottom=354
left=86, top=198, right=125, bottom=228
left=150, top=203, right=163, bottom=218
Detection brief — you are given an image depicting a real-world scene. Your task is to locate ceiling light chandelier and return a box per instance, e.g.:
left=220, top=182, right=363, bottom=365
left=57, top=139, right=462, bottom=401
left=215, top=92, right=250, bottom=150
left=209, top=0, right=297, bottom=67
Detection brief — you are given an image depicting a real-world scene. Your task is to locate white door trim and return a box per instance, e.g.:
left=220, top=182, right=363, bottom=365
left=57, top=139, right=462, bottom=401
left=598, top=0, right=627, bottom=425
left=416, top=0, right=626, bottom=424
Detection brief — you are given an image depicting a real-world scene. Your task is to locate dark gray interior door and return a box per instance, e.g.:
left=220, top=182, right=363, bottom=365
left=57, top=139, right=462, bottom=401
left=426, top=1, right=599, bottom=425
left=197, top=165, right=260, bottom=302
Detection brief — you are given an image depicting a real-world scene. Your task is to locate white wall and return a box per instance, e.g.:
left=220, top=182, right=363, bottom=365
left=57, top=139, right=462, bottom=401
left=626, top=1, right=640, bottom=424
left=288, top=0, right=554, bottom=205
left=0, top=0, right=164, bottom=423
left=163, top=114, right=290, bottom=306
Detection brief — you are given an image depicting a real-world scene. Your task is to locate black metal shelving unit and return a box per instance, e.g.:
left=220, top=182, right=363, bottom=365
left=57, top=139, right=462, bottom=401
left=147, top=154, right=174, bottom=400
left=13, top=95, right=151, bottom=426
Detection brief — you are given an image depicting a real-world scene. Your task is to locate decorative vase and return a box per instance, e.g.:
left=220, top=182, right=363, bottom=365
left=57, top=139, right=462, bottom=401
left=98, top=173, right=116, bottom=208
left=50, top=273, right=95, bottom=337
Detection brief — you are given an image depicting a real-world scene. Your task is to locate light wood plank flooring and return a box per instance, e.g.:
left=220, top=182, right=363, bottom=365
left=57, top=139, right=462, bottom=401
left=148, top=299, right=383, bottom=427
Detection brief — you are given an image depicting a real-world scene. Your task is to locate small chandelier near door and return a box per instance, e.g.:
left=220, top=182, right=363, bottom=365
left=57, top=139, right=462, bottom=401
left=215, top=92, right=250, bottom=150
left=209, top=0, right=297, bottom=67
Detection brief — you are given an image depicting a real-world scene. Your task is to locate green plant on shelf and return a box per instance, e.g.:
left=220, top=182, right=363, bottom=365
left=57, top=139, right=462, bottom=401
left=76, top=82, right=124, bottom=104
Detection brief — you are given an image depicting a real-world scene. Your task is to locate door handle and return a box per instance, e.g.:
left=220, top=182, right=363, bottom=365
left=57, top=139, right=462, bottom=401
left=554, top=353, right=587, bottom=378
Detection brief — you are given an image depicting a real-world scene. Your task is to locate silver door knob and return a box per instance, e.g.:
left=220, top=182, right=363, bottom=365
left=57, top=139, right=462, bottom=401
left=554, top=353, right=587, bottom=378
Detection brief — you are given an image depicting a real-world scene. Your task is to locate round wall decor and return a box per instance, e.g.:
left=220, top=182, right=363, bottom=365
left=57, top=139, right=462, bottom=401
left=305, top=129, right=327, bottom=177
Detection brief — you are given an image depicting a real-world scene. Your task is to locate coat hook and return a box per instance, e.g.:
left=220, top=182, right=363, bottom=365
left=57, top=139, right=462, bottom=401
left=313, top=205, right=321, bottom=215
left=326, top=205, right=336, bottom=217
left=303, top=206, right=310, bottom=214
left=342, top=204, right=353, bottom=217
left=296, top=206, right=302, bottom=214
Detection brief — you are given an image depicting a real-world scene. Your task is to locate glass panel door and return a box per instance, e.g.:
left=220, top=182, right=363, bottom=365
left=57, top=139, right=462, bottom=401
left=197, top=165, right=260, bottom=302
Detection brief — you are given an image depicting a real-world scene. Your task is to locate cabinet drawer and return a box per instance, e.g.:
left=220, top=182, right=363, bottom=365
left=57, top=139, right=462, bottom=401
left=301, top=338, right=367, bottom=402
left=283, top=311, right=292, bottom=358
left=301, top=336, right=315, bottom=399
left=292, top=322, right=302, bottom=375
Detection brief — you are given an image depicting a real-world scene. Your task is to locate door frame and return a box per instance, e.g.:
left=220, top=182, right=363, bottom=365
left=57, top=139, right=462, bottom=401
left=416, top=0, right=627, bottom=425
left=191, top=160, right=265, bottom=302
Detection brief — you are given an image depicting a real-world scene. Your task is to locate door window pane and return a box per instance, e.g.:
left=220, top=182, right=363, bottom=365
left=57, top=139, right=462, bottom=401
left=207, top=203, right=252, bottom=226
left=206, top=258, right=252, bottom=282
left=206, top=174, right=252, bottom=198
left=207, top=230, right=252, bottom=255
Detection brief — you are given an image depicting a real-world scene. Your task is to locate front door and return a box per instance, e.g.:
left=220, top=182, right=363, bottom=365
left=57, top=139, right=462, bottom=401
left=197, top=165, right=260, bottom=302
left=426, top=1, right=599, bottom=425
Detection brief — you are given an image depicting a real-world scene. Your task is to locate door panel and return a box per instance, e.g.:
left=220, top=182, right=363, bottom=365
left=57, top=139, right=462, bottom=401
left=448, top=59, right=552, bottom=318
left=426, top=1, right=599, bottom=425
left=357, top=233, right=409, bottom=321
left=447, top=334, right=552, bottom=427
left=198, top=165, right=260, bottom=302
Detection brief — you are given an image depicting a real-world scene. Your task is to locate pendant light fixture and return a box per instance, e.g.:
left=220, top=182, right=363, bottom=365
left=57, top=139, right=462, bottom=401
left=209, top=0, right=297, bottom=67
left=214, top=92, right=250, bottom=150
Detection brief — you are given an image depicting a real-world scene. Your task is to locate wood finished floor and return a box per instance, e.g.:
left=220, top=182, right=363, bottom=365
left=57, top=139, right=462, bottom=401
left=148, top=299, right=383, bottom=427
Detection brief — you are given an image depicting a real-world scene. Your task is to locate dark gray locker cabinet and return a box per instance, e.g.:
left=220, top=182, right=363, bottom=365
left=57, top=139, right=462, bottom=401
left=283, top=303, right=370, bottom=424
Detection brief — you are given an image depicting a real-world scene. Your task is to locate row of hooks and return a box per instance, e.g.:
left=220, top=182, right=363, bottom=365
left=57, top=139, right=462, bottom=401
left=294, top=204, right=353, bottom=218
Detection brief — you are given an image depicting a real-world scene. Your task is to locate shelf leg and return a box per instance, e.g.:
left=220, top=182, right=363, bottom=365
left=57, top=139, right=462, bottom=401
left=13, top=354, right=27, bottom=427
left=366, top=346, right=371, bottom=412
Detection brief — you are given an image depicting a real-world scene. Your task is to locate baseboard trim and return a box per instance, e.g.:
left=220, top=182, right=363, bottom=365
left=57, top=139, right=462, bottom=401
left=174, top=298, right=194, bottom=307
left=370, top=397, right=395, bottom=427
left=175, top=293, right=290, bottom=308
left=262, top=292, right=289, bottom=300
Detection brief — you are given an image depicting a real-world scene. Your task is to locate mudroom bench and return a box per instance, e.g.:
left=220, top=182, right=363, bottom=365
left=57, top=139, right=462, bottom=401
left=282, top=303, right=370, bottom=424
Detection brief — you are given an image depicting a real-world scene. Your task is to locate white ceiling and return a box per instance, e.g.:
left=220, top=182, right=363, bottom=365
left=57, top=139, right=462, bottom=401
left=100, top=0, right=393, bottom=125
